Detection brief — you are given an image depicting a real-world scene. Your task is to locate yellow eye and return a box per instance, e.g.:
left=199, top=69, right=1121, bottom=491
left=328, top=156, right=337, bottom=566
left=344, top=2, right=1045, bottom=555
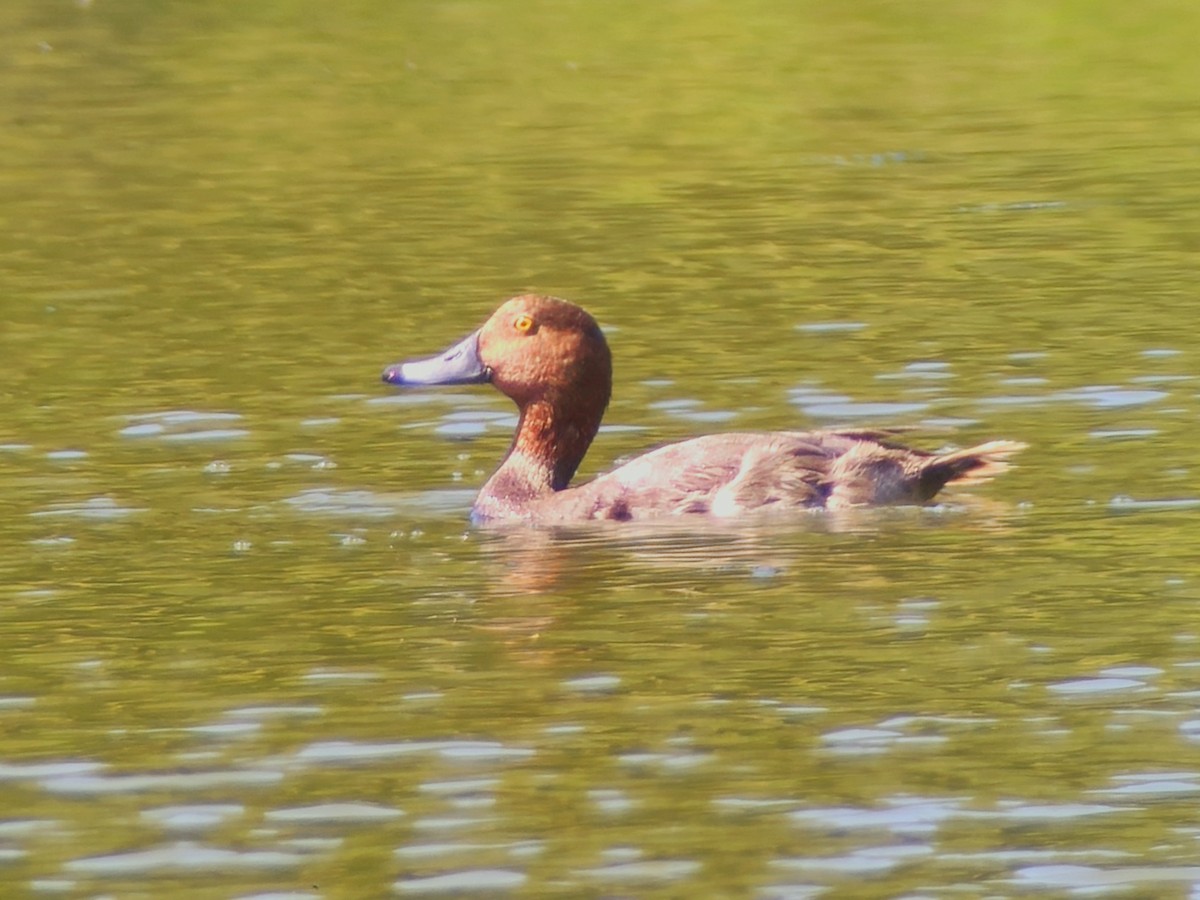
left=513, top=313, right=536, bottom=334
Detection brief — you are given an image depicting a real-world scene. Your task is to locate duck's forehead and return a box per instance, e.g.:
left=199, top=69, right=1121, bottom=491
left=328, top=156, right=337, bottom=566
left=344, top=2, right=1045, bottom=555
left=489, top=295, right=539, bottom=321
left=491, top=295, right=578, bottom=325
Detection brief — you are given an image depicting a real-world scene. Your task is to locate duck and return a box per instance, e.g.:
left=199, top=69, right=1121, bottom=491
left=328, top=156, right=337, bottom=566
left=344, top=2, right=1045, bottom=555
left=381, top=295, right=1025, bottom=525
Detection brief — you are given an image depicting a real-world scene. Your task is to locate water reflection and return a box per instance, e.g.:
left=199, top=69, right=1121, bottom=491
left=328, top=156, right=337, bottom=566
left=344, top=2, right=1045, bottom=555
left=473, top=500, right=1025, bottom=595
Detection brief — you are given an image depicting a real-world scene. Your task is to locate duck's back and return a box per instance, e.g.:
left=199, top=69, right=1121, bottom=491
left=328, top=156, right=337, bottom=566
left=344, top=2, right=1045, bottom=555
left=526, top=430, right=1024, bottom=522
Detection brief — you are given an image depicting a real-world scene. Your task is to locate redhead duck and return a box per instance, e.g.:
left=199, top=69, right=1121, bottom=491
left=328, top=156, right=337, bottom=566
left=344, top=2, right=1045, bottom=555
left=382, top=295, right=1025, bottom=524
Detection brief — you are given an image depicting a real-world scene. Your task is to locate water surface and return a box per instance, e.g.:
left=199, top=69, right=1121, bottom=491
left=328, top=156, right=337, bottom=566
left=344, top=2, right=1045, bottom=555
left=4, top=0, right=1200, bottom=896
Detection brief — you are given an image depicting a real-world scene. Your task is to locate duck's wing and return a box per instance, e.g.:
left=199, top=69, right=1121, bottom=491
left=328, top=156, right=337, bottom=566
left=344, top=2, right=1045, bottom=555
left=569, top=433, right=837, bottom=519
left=701, top=439, right=834, bottom=514
left=563, top=430, right=1025, bottom=520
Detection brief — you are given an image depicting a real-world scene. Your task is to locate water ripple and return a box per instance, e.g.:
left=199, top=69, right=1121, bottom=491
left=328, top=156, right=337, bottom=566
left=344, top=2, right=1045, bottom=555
left=120, top=410, right=249, bottom=443
left=264, top=802, right=404, bottom=824
left=30, top=497, right=145, bottom=521
left=65, top=841, right=305, bottom=874
left=1013, top=863, right=1200, bottom=890
left=576, top=859, right=702, bottom=883
left=141, top=805, right=244, bottom=832
left=42, top=769, right=284, bottom=795
left=393, top=869, right=527, bottom=893
left=295, top=740, right=534, bottom=765
left=790, top=797, right=962, bottom=835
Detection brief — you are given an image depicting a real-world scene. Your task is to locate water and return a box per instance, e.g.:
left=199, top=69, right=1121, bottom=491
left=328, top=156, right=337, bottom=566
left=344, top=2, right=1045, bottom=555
left=4, top=0, right=1200, bottom=896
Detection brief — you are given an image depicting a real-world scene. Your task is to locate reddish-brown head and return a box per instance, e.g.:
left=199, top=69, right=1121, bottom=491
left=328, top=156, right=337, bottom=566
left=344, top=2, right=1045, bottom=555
left=477, top=295, right=612, bottom=409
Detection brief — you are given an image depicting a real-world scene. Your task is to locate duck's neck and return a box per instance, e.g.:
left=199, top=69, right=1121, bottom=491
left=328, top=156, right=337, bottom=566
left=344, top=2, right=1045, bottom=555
left=475, top=396, right=602, bottom=519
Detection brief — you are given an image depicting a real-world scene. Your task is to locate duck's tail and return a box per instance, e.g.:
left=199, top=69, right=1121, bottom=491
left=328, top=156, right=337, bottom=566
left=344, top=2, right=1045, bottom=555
left=921, top=440, right=1028, bottom=495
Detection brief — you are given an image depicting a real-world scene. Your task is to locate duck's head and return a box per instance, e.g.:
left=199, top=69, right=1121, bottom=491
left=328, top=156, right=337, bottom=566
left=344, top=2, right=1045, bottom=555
left=382, top=294, right=612, bottom=410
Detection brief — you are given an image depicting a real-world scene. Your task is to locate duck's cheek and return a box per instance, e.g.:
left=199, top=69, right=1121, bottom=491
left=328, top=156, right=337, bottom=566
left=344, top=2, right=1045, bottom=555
left=488, top=371, right=536, bottom=404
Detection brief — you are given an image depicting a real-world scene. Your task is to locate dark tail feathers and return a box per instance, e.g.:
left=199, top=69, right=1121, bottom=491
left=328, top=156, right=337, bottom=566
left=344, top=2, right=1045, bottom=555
left=920, top=440, right=1027, bottom=498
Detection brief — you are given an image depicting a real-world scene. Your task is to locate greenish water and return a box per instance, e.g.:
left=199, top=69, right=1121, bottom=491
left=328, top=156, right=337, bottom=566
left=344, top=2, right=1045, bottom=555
left=4, top=0, right=1200, bottom=896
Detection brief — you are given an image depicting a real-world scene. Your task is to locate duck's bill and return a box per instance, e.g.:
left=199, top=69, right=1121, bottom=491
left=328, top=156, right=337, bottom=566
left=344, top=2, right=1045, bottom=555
left=382, top=330, right=491, bottom=386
